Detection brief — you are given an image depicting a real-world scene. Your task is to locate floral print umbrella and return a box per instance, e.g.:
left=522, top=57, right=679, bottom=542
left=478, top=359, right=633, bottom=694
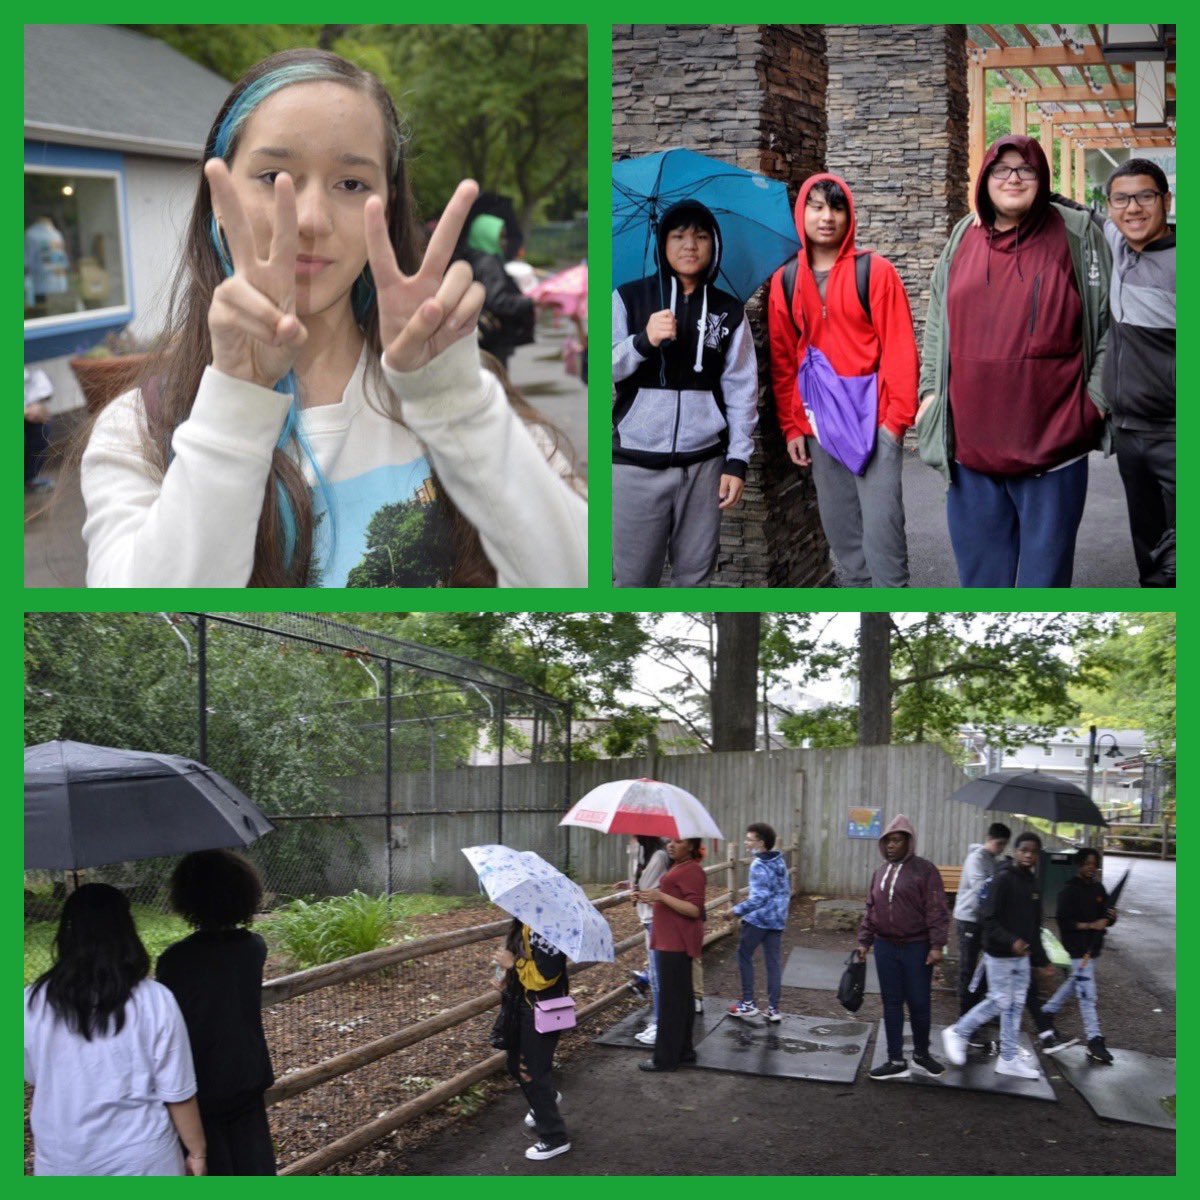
left=462, top=844, right=615, bottom=964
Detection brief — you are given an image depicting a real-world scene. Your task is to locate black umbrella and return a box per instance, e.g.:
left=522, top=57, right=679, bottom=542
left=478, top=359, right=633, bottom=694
left=24, top=740, right=274, bottom=870
left=950, top=770, right=1109, bottom=827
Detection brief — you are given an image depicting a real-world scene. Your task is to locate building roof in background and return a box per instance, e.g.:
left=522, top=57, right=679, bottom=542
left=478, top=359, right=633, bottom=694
left=25, top=25, right=231, bottom=158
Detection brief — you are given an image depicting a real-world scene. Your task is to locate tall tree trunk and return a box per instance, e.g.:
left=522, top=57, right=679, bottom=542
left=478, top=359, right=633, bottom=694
left=858, top=613, right=892, bottom=746
left=712, top=613, right=761, bottom=751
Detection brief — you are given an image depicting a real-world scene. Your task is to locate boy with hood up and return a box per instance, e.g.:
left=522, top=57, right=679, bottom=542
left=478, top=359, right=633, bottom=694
left=917, top=135, right=1112, bottom=588
left=727, top=823, right=791, bottom=1022
left=855, top=816, right=950, bottom=1080
left=953, top=822, right=1011, bottom=1018
left=612, top=201, right=758, bottom=587
left=767, top=173, right=919, bottom=588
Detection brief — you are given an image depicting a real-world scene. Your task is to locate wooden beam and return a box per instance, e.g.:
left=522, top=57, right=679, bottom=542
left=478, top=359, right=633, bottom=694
left=1072, top=137, right=1176, bottom=149
left=1040, top=117, right=1057, bottom=191
left=1059, top=136, right=1073, bottom=195
left=1074, top=145, right=1087, bottom=204
left=1011, top=96, right=1027, bottom=136
left=968, top=62, right=986, bottom=201
left=1048, top=109, right=1140, bottom=126
left=975, top=45, right=1106, bottom=68
left=990, top=83, right=1178, bottom=103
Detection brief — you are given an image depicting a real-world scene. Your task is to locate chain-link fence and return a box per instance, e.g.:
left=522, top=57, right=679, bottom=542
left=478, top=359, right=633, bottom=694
left=24, top=612, right=572, bottom=982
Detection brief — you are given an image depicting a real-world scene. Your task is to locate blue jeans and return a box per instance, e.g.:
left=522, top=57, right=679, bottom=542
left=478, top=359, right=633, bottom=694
left=736, top=922, right=782, bottom=1009
left=1042, top=957, right=1101, bottom=1041
left=643, top=922, right=660, bottom=1022
left=955, top=954, right=1031, bottom=1062
left=947, top=457, right=1089, bottom=587
left=873, top=938, right=933, bottom=1061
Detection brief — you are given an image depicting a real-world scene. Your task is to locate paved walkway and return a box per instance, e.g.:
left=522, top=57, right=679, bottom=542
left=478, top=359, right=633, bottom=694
left=902, top=445, right=1139, bottom=588
left=23, top=316, right=586, bottom=589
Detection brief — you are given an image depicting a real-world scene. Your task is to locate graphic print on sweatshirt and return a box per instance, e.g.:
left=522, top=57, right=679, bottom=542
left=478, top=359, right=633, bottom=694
left=704, top=312, right=730, bottom=350
left=311, top=456, right=454, bottom=588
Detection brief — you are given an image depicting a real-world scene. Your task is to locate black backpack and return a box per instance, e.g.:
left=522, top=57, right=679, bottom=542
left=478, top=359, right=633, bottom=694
left=780, top=251, right=873, bottom=337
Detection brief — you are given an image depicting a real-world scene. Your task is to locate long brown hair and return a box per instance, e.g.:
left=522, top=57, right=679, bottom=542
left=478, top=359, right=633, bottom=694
left=116, top=48, right=566, bottom=587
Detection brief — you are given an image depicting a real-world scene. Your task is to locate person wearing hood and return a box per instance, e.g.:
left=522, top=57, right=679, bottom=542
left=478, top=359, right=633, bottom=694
left=855, top=816, right=950, bottom=1080
left=462, top=213, right=535, bottom=369
left=952, top=822, right=1010, bottom=1018
left=612, top=201, right=759, bottom=587
left=942, top=831, right=1059, bottom=1079
left=1101, top=159, right=1176, bottom=587
left=917, top=135, right=1112, bottom=588
left=727, top=823, right=791, bottom=1022
left=767, top=173, right=919, bottom=588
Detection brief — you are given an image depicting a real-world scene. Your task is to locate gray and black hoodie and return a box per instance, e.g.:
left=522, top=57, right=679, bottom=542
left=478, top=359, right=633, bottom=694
left=612, top=201, right=759, bottom=479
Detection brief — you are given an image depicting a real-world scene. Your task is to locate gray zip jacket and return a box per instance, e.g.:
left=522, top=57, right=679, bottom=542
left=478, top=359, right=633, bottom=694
left=953, top=843, right=998, bottom=923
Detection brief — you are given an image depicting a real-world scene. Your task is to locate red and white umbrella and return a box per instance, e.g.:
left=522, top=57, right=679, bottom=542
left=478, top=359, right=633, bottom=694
left=560, top=778, right=723, bottom=840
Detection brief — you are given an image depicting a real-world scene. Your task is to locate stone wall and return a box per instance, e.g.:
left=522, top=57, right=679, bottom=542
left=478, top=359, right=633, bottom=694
left=613, top=25, right=832, bottom=587
left=824, top=25, right=970, bottom=344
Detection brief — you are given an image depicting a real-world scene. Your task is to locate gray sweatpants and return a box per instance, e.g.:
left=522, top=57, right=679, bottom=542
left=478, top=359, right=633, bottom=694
left=612, top=457, right=725, bottom=587
left=809, top=426, right=908, bottom=588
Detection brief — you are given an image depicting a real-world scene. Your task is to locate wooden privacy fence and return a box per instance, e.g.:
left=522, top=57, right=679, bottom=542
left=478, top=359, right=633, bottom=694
left=349, top=743, right=985, bottom=895
left=265, top=841, right=798, bottom=1175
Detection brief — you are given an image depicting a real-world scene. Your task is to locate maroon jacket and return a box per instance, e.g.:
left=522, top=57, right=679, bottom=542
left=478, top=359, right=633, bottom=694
left=946, top=134, right=1104, bottom=476
left=857, top=815, right=950, bottom=950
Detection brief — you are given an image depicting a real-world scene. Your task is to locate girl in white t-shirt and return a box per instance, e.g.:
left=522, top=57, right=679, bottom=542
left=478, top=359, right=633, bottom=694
left=81, top=49, right=585, bottom=588
left=24, top=884, right=204, bottom=1176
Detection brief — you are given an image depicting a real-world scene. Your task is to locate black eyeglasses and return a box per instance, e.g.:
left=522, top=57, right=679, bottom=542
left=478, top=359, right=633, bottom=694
left=1109, top=189, right=1165, bottom=210
left=988, top=164, right=1039, bottom=182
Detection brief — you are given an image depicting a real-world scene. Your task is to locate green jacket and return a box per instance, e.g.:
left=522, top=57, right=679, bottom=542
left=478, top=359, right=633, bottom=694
left=916, top=202, right=1113, bottom=483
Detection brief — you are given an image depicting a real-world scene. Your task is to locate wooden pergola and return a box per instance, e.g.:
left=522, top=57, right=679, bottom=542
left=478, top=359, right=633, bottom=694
left=967, top=24, right=1176, bottom=204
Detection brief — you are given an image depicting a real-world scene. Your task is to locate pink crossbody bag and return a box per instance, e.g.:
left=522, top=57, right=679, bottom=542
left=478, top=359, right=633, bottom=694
left=533, top=996, right=576, bottom=1033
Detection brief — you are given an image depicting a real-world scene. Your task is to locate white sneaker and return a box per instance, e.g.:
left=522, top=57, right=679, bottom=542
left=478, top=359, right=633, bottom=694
left=941, top=1026, right=968, bottom=1067
left=524, top=1092, right=563, bottom=1128
left=995, top=1055, right=1040, bottom=1080
left=694, top=998, right=705, bottom=1014
left=634, top=1023, right=658, bottom=1045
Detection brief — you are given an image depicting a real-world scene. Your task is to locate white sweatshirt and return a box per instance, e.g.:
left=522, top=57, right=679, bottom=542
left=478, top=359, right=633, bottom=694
left=81, top=337, right=587, bottom=588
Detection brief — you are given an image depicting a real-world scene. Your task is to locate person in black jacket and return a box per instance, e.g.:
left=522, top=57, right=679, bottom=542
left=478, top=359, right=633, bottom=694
left=942, top=832, right=1057, bottom=1079
left=462, top=215, right=535, bottom=369
left=156, top=851, right=276, bottom=1176
left=1039, top=847, right=1117, bottom=1063
left=491, top=918, right=570, bottom=1162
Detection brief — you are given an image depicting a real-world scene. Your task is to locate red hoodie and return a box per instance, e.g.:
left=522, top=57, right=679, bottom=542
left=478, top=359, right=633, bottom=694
left=856, top=814, right=950, bottom=950
left=767, top=173, right=919, bottom=444
left=946, top=134, right=1104, bottom=475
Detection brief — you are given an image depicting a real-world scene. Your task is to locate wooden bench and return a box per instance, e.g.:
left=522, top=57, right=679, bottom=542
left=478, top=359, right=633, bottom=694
left=936, top=866, right=963, bottom=900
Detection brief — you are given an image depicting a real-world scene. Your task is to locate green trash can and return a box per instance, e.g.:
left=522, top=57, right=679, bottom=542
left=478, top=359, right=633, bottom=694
left=1039, top=850, right=1077, bottom=919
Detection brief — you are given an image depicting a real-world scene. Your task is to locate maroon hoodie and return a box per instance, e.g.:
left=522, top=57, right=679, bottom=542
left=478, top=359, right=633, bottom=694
left=857, top=815, right=950, bottom=949
left=946, top=134, right=1104, bottom=476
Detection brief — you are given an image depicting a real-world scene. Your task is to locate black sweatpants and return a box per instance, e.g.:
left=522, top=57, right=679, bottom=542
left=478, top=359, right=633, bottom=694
left=956, top=920, right=986, bottom=1016
left=507, top=1005, right=567, bottom=1147
left=1114, top=427, right=1175, bottom=587
left=653, top=950, right=696, bottom=1069
left=199, top=1094, right=277, bottom=1176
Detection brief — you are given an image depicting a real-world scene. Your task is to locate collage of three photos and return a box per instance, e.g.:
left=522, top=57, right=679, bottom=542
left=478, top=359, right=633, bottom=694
left=22, top=22, right=1176, bottom=1178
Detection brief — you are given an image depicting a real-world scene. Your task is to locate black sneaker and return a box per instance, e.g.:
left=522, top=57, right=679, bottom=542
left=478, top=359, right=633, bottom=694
left=912, top=1052, right=946, bottom=1078
left=869, top=1059, right=910, bottom=1081
left=1040, top=1030, right=1078, bottom=1056
left=1087, top=1036, right=1114, bottom=1065
left=525, top=1141, right=571, bottom=1161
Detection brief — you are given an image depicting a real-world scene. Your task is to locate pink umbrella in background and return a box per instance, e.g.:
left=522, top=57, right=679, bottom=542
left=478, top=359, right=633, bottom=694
left=530, top=263, right=588, bottom=318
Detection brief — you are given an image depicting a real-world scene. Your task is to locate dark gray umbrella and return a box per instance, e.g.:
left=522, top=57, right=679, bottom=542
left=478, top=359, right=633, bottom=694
left=24, top=740, right=275, bottom=870
left=950, top=770, right=1108, bottom=827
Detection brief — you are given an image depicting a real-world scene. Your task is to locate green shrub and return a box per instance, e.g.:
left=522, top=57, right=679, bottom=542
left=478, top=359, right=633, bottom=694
left=270, top=891, right=410, bottom=967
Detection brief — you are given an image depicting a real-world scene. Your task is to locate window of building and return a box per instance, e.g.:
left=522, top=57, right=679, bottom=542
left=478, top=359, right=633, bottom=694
left=24, top=166, right=130, bottom=329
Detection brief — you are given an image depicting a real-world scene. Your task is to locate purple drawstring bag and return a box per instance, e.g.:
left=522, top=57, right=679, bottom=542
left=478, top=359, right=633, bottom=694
left=798, top=344, right=879, bottom=476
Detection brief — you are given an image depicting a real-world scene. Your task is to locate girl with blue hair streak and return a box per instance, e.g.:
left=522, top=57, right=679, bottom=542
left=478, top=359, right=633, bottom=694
left=81, top=49, right=586, bottom=588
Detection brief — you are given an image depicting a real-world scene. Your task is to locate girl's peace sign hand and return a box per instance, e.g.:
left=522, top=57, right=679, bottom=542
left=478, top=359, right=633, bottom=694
left=205, top=158, right=308, bottom=388
left=365, top=179, right=487, bottom=374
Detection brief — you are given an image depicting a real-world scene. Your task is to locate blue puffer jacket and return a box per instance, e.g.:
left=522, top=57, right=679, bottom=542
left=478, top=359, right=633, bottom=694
left=732, top=849, right=791, bottom=930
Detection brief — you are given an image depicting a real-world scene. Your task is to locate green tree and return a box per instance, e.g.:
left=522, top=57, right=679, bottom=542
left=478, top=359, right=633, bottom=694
left=1072, top=612, right=1176, bottom=754
left=345, top=497, right=452, bottom=588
